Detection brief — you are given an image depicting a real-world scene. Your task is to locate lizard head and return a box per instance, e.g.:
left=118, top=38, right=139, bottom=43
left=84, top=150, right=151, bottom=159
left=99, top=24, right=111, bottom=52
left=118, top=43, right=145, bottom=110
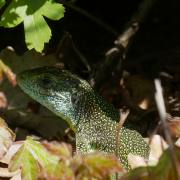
left=17, top=66, right=93, bottom=132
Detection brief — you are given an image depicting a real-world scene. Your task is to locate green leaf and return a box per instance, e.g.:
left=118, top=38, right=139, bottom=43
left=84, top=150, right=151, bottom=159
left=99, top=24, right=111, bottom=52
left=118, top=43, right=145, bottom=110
left=0, top=0, right=65, bottom=52
left=24, top=13, right=51, bottom=52
left=9, top=137, right=60, bottom=180
left=0, top=0, right=5, bottom=9
left=125, top=148, right=180, bottom=180
left=151, top=149, right=180, bottom=180
left=9, top=142, right=39, bottom=180
left=0, top=0, right=27, bottom=28
left=41, top=0, right=65, bottom=20
left=25, top=137, right=59, bottom=173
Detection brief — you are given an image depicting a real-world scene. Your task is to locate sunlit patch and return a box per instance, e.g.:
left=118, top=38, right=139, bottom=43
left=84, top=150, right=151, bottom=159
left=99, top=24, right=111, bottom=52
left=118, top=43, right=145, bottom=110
left=138, top=98, right=150, bottom=109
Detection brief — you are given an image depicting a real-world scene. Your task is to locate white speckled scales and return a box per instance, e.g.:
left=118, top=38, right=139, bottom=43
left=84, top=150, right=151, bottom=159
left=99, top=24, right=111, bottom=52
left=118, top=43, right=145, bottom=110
left=17, top=66, right=150, bottom=170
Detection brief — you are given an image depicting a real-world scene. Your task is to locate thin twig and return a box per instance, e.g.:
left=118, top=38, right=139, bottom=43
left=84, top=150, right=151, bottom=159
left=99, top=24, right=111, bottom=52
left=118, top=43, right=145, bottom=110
left=60, top=0, right=118, bottom=35
left=154, top=79, right=180, bottom=179
left=71, top=40, right=91, bottom=72
left=116, top=110, right=129, bottom=159
left=115, top=109, right=129, bottom=179
left=92, top=0, right=157, bottom=89
left=56, top=32, right=91, bottom=72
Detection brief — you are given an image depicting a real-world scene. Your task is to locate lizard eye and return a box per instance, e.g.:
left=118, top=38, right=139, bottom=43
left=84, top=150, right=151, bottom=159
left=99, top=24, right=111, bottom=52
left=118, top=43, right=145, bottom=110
left=40, top=77, right=53, bottom=88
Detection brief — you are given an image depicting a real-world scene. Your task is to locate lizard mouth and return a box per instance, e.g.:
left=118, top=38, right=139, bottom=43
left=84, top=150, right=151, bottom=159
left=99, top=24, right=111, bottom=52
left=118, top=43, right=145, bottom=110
left=17, top=71, right=27, bottom=89
left=17, top=70, right=39, bottom=98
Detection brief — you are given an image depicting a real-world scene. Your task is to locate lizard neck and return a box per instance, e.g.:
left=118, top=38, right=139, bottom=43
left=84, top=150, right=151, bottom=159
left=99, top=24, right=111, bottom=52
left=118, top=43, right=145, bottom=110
left=75, top=91, right=120, bottom=153
left=72, top=91, right=120, bottom=133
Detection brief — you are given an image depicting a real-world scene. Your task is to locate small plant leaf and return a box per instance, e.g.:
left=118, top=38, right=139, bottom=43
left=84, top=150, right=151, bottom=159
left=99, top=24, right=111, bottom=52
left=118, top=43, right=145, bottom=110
left=80, top=153, right=123, bottom=179
left=43, top=141, right=72, bottom=159
left=9, top=137, right=60, bottom=180
left=0, top=0, right=26, bottom=28
left=151, top=148, right=180, bottom=180
left=40, top=0, right=65, bottom=20
left=39, top=161, right=74, bottom=180
left=10, top=146, right=39, bottom=180
left=24, top=14, right=51, bottom=52
left=0, top=0, right=65, bottom=52
left=25, top=137, right=59, bottom=174
left=38, top=142, right=74, bottom=179
left=124, top=148, right=180, bottom=180
left=0, top=0, right=5, bottom=9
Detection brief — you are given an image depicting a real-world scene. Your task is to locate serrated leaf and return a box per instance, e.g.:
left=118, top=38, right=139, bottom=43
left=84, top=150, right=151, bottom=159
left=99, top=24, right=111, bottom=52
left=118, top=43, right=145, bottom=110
left=25, top=137, right=59, bottom=173
left=38, top=142, right=74, bottom=179
left=0, top=0, right=65, bottom=52
left=24, top=13, right=51, bottom=52
left=9, top=137, right=60, bottom=180
left=9, top=143, right=39, bottom=180
left=41, top=0, right=65, bottom=20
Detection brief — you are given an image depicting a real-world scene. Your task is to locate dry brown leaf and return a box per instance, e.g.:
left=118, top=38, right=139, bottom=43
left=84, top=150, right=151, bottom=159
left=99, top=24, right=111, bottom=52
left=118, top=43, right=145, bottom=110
left=0, top=117, right=15, bottom=159
left=0, top=141, right=23, bottom=164
left=0, top=91, right=7, bottom=108
left=148, top=135, right=168, bottom=165
left=10, top=170, right=22, bottom=180
left=175, top=138, right=180, bottom=147
left=126, top=75, right=155, bottom=109
left=128, top=153, right=147, bottom=169
left=168, top=118, right=180, bottom=137
left=42, top=141, right=72, bottom=159
left=0, top=47, right=59, bottom=109
left=0, top=59, right=16, bottom=86
left=146, top=135, right=168, bottom=166
left=0, top=167, right=20, bottom=178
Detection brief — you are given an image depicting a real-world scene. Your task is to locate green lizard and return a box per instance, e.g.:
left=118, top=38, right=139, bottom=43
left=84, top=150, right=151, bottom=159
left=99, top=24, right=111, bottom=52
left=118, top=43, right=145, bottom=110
left=17, top=66, right=149, bottom=170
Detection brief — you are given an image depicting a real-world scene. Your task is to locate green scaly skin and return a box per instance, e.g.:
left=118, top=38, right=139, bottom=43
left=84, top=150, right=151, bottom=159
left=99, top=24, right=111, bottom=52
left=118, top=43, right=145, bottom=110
left=17, top=66, right=149, bottom=170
